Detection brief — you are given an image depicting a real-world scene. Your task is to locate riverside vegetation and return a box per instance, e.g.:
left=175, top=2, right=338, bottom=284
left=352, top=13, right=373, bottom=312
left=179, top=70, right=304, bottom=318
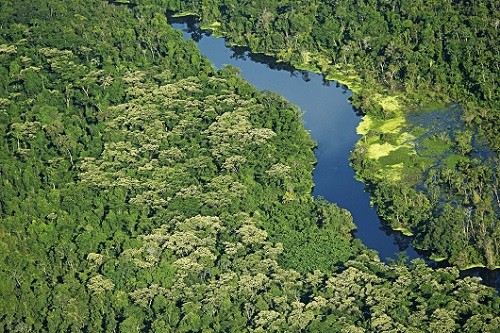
left=163, top=0, right=500, bottom=269
left=0, top=0, right=499, bottom=332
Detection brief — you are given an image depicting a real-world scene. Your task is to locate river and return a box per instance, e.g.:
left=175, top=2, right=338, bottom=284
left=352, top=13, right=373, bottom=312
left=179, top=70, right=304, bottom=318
left=171, top=17, right=419, bottom=262
left=170, top=17, right=499, bottom=289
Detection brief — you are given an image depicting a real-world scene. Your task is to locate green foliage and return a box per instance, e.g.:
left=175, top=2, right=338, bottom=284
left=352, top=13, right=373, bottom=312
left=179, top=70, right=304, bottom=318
left=352, top=118, right=500, bottom=267
left=0, top=0, right=499, bottom=332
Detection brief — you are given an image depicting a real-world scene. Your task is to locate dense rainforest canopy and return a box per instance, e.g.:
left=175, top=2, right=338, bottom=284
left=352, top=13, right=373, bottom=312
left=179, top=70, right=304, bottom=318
left=163, top=0, right=500, bottom=269
left=0, top=0, right=499, bottom=332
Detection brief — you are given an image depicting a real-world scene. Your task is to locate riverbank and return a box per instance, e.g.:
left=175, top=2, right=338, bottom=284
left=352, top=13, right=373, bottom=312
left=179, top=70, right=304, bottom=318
left=170, top=17, right=427, bottom=262
left=168, top=12, right=499, bottom=271
left=167, top=15, right=425, bottom=184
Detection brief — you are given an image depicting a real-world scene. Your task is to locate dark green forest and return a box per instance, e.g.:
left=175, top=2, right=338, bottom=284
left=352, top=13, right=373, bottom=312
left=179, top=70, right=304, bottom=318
left=169, top=0, right=499, bottom=148
left=0, top=0, right=499, bottom=332
left=163, top=0, right=500, bottom=268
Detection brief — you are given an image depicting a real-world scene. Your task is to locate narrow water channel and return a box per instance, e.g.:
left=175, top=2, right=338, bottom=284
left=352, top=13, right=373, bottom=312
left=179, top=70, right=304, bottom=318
left=171, top=18, right=420, bottom=262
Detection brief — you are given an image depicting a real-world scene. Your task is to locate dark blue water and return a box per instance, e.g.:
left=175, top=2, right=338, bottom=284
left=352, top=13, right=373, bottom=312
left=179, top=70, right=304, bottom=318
left=171, top=19, right=421, bottom=262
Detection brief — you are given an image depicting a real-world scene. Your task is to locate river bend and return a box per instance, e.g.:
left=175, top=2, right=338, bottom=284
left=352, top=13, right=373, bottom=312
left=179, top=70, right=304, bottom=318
left=172, top=18, right=421, bottom=262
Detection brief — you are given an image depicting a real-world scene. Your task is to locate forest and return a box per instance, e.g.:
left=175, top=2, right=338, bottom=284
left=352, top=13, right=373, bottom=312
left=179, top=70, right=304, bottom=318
left=0, top=0, right=499, bottom=331
left=162, top=0, right=500, bottom=269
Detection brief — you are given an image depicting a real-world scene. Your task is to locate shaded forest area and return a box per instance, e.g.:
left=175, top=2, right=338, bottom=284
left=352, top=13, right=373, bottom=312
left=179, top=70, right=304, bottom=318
left=0, top=0, right=499, bottom=331
left=163, top=0, right=500, bottom=268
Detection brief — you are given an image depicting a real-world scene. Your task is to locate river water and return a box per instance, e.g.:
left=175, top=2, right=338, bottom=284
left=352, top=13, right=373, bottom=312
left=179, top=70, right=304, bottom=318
left=170, top=18, right=499, bottom=289
left=171, top=18, right=419, bottom=261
